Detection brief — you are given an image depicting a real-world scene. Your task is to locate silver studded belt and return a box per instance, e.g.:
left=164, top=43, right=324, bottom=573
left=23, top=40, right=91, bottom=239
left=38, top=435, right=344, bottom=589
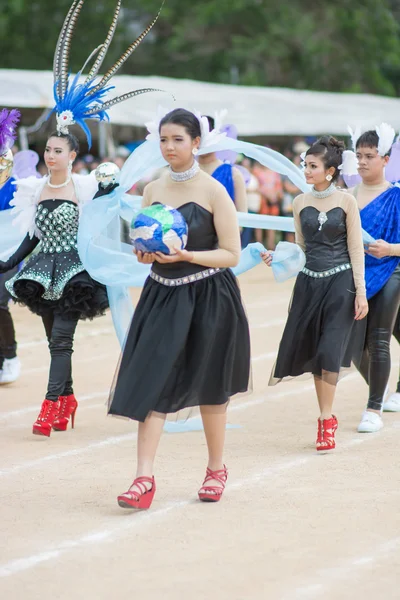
left=301, top=263, right=352, bottom=278
left=150, top=267, right=223, bottom=286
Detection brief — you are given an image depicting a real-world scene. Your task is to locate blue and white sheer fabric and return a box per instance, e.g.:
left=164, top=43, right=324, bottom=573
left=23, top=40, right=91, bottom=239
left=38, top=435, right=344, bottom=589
left=77, top=137, right=310, bottom=346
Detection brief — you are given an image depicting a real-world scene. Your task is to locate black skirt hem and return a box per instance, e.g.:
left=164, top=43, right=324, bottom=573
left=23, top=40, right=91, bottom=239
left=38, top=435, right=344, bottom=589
left=12, top=273, right=108, bottom=320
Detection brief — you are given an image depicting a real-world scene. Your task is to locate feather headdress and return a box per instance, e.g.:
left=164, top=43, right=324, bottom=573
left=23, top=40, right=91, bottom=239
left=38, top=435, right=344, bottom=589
left=50, top=0, right=165, bottom=147
left=376, top=122, right=396, bottom=157
left=347, top=122, right=396, bottom=157
left=347, top=125, right=362, bottom=152
left=0, top=109, right=20, bottom=156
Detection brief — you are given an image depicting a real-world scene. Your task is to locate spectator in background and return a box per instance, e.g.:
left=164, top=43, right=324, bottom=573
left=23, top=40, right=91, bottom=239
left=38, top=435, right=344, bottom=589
left=72, top=158, right=89, bottom=175
left=37, top=161, right=48, bottom=177
left=282, top=153, right=303, bottom=243
left=253, top=162, right=283, bottom=250
left=198, top=116, right=247, bottom=213
left=240, top=157, right=262, bottom=247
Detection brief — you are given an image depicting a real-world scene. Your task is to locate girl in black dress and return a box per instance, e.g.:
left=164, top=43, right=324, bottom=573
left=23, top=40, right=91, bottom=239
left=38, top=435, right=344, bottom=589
left=0, top=132, right=108, bottom=436
left=263, top=137, right=368, bottom=451
left=109, top=109, right=251, bottom=509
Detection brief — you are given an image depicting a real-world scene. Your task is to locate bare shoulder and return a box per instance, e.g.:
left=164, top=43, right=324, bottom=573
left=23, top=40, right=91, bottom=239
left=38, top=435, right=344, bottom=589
left=232, top=165, right=246, bottom=183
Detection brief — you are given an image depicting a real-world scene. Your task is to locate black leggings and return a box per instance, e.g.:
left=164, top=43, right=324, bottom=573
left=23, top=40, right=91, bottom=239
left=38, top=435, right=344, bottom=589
left=41, top=310, right=79, bottom=402
left=393, top=309, right=400, bottom=392
left=354, top=267, right=400, bottom=410
left=0, top=268, right=18, bottom=369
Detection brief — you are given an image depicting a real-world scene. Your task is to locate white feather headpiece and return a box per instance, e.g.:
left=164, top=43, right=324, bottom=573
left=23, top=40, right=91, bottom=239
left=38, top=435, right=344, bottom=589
left=339, top=150, right=359, bottom=176
left=347, top=125, right=362, bottom=152
left=376, top=122, right=396, bottom=156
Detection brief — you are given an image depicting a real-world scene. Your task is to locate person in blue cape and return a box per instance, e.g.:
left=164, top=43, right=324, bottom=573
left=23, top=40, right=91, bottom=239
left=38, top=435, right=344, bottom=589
left=348, top=125, right=400, bottom=432
left=197, top=115, right=248, bottom=213
left=0, top=108, right=22, bottom=385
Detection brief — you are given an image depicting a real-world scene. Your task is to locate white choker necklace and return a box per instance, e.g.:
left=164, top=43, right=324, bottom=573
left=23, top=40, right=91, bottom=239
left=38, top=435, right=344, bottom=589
left=47, top=175, right=72, bottom=189
left=169, top=161, right=200, bottom=182
left=311, top=183, right=336, bottom=199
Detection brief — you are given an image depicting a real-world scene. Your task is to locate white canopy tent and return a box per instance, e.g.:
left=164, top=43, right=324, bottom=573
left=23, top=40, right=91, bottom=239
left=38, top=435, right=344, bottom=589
left=1, top=69, right=400, bottom=136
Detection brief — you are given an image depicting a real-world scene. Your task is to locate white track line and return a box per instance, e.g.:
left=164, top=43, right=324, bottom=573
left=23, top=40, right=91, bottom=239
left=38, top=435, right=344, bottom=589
left=0, top=433, right=136, bottom=478
left=15, top=297, right=289, bottom=351
left=0, top=391, right=108, bottom=420
left=0, top=426, right=396, bottom=579
left=0, top=350, right=278, bottom=422
left=289, top=537, right=400, bottom=599
left=0, top=373, right=364, bottom=475
left=22, top=352, right=112, bottom=376
left=18, top=327, right=115, bottom=350
left=253, top=318, right=285, bottom=329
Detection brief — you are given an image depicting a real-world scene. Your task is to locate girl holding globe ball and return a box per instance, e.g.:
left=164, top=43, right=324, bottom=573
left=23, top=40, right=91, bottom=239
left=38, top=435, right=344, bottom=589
left=109, top=108, right=251, bottom=510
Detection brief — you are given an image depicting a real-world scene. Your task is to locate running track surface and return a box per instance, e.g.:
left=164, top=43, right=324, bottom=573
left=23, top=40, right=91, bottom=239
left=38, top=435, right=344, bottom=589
left=1, top=266, right=399, bottom=600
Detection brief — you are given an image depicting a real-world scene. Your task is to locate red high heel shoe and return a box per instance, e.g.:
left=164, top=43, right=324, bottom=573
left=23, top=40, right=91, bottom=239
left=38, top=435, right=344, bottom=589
left=117, top=476, right=156, bottom=510
left=198, top=465, right=228, bottom=502
left=53, top=394, right=78, bottom=431
left=32, top=400, right=60, bottom=437
left=316, top=415, right=338, bottom=451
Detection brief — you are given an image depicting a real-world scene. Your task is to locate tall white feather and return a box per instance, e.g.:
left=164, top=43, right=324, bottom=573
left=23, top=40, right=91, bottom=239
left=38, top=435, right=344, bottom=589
left=376, top=122, right=396, bottom=156
left=339, top=150, right=359, bottom=176
left=9, top=177, right=46, bottom=238
left=347, top=125, right=362, bottom=151
left=195, top=111, right=227, bottom=149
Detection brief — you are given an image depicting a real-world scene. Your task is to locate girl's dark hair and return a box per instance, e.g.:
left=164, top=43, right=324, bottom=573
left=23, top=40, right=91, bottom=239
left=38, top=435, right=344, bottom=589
left=356, top=130, right=391, bottom=157
left=306, top=136, right=345, bottom=182
left=48, top=131, right=80, bottom=153
left=159, top=108, right=201, bottom=139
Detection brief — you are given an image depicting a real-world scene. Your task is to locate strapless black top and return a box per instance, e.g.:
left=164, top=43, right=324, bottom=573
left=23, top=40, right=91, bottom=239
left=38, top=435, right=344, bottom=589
left=151, top=202, right=218, bottom=278
left=300, top=206, right=350, bottom=271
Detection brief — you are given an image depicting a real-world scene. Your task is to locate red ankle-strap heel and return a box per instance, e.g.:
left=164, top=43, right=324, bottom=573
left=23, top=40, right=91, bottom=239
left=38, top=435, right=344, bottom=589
left=198, top=465, right=228, bottom=503
left=316, top=416, right=338, bottom=451
left=53, top=394, right=78, bottom=431
left=32, top=400, right=60, bottom=437
left=117, top=476, right=156, bottom=510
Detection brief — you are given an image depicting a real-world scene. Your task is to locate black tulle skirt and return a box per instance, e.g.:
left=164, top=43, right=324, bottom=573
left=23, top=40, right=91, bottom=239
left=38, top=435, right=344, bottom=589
left=270, top=269, right=362, bottom=385
left=108, top=269, right=251, bottom=422
left=12, top=273, right=108, bottom=320
left=6, top=251, right=108, bottom=320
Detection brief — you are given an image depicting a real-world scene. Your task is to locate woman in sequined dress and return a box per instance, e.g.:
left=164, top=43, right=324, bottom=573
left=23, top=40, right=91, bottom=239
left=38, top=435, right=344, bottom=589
left=263, top=137, right=368, bottom=451
left=0, top=132, right=108, bottom=437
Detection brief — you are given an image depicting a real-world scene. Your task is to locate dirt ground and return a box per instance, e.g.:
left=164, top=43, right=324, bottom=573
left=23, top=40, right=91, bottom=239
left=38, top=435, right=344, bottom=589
left=1, top=265, right=399, bottom=600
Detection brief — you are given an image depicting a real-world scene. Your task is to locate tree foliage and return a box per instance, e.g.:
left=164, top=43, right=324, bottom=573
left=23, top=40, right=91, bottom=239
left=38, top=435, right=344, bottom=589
left=1, top=0, right=400, bottom=95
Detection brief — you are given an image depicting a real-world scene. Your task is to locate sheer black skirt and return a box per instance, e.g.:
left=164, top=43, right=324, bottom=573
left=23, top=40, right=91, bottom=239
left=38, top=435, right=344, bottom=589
left=108, top=269, right=251, bottom=422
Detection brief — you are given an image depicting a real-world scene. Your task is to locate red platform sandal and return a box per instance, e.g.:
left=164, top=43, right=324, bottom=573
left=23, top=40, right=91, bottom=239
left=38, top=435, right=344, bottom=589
left=53, top=394, right=78, bottom=431
left=117, top=476, right=156, bottom=510
left=198, top=465, right=228, bottom=503
left=316, top=416, right=338, bottom=451
left=32, top=400, right=60, bottom=437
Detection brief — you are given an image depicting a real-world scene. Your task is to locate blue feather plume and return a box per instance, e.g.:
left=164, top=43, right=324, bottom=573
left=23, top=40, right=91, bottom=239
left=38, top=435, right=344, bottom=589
left=49, top=73, right=114, bottom=147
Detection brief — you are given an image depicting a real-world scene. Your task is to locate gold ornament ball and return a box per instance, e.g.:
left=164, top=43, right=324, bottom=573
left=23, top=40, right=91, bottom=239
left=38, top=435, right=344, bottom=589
left=95, top=162, right=120, bottom=188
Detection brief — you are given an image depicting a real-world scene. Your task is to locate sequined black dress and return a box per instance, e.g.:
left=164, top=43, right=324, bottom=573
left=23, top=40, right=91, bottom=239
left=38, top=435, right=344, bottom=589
left=271, top=205, right=361, bottom=384
left=6, top=199, right=108, bottom=319
left=108, top=202, right=251, bottom=422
